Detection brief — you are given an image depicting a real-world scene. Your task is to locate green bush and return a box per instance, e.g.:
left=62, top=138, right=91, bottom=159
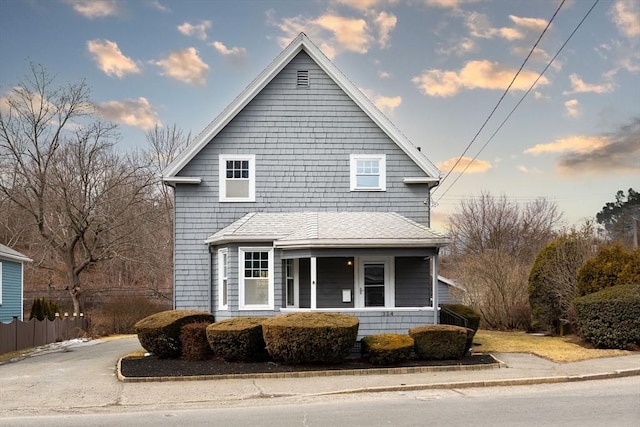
left=134, top=310, right=214, bottom=358
left=577, top=244, right=636, bottom=296
left=29, top=297, right=59, bottom=321
left=206, top=317, right=268, bottom=362
left=440, top=304, right=481, bottom=351
left=573, top=284, right=640, bottom=350
left=409, top=324, right=468, bottom=360
left=262, top=312, right=359, bottom=364
left=180, top=322, right=213, bottom=361
left=361, top=334, right=414, bottom=365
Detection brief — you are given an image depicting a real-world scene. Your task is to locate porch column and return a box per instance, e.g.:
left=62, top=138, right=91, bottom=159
left=431, top=251, right=439, bottom=324
left=310, top=257, right=317, bottom=309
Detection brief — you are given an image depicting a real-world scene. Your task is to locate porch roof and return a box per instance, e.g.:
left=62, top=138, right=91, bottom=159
left=205, top=212, right=450, bottom=249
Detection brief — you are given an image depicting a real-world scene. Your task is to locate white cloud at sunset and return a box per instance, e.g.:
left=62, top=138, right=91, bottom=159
left=63, top=0, right=120, bottom=19
left=412, top=60, right=548, bottom=97
left=437, top=156, right=492, bottom=173
left=177, top=20, right=212, bottom=40
left=154, top=48, right=209, bottom=86
left=87, top=39, right=140, bottom=78
left=96, top=97, right=161, bottom=131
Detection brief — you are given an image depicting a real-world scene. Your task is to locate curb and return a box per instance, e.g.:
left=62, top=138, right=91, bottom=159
left=116, top=355, right=506, bottom=383
left=316, top=367, right=640, bottom=396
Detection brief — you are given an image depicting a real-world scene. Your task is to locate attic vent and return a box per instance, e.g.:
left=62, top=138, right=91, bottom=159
left=297, top=70, right=309, bottom=87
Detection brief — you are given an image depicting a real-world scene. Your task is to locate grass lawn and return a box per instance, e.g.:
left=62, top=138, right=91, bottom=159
left=474, top=330, right=635, bottom=363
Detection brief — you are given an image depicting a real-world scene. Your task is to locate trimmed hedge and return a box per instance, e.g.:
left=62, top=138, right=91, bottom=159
left=134, top=310, right=214, bottom=358
left=409, top=324, right=468, bottom=360
left=573, top=283, right=640, bottom=350
left=262, top=312, right=359, bottom=364
left=361, top=334, right=414, bottom=365
left=206, top=317, right=268, bottom=362
left=181, top=322, right=213, bottom=361
left=441, top=304, right=481, bottom=351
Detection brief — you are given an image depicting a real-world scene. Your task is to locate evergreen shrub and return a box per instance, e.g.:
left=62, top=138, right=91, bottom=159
left=180, top=322, right=213, bottom=361
left=134, top=310, right=214, bottom=358
left=409, top=324, right=468, bottom=360
left=361, top=334, right=414, bottom=365
left=262, top=312, right=359, bottom=364
left=206, top=317, right=268, bottom=362
left=573, top=284, right=640, bottom=350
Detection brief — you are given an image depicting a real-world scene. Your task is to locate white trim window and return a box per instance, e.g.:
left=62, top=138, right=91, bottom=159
left=219, top=154, right=256, bottom=202
left=239, top=247, right=273, bottom=310
left=350, top=154, right=386, bottom=191
left=218, top=249, right=228, bottom=310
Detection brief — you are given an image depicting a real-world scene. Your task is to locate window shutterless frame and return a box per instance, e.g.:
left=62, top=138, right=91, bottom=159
left=238, top=247, right=274, bottom=310
left=219, top=154, right=256, bottom=202
left=350, top=154, right=386, bottom=191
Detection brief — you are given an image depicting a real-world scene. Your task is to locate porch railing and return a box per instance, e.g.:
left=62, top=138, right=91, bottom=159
left=439, top=306, right=468, bottom=328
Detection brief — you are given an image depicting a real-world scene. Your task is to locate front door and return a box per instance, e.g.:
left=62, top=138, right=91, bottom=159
left=356, top=257, right=394, bottom=308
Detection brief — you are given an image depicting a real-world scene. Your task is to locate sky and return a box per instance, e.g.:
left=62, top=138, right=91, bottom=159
left=0, top=0, right=638, bottom=232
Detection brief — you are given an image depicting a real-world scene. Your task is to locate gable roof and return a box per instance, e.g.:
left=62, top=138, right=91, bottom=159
left=163, top=32, right=440, bottom=181
left=205, top=212, right=449, bottom=249
left=0, top=243, right=32, bottom=263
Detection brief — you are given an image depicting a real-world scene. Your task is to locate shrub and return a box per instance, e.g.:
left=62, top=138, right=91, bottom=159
left=29, top=297, right=59, bottom=321
left=577, top=244, right=636, bottom=296
left=573, top=284, right=640, bottom=350
left=409, top=324, right=468, bottom=360
left=440, top=304, right=481, bottom=351
left=180, top=322, right=213, bottom=361
left=361, top=334, right=414, bottom=365
left=262, top=312, right=359, bottom=364
left=206, top=317, right=268, bottom=362
left=134, top=310, right=214, bottom=358
left=90, top=296, right=169, bottom=335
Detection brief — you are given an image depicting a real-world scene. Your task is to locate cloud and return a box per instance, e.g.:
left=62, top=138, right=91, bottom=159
left=437, top=37, right=476, bottom=56
left=412, top=60, right=548, bottom=97
left=466, top=12, right=524, bottom=40
left=177, top=20, right=212, bottom=40
left=87, top=39, right=140, bottom=78
left=564, top=73, right=615, bottom=94
left=154, top=48, right=209, bottom=86
left=334, top=0, right=397, bottom=12
left=610, top=0, right=640, bottom=38
left=564, top=99, right=580, bottom=118
left=211, top=41, right=247, bottom=62
left=148, top=1, right=169, bottom=12
left=425, top=0, right=479, bottom=9
left=96, top=97, right=161, bottom=131
left=375, top=11, right=397, bottom=48
left=62, top=0, right=120, bottom=18
left=517, top=165, right=543, bottom=174
left=509, top=15, right=548, bottom=31
left=526, top=118, right=639, bottom=175
left=378, top=71, right=391, bottom=79
left=269, top=10, right=393, bottom=58
left=437, top=156, right=492, bottom=173
left=361, top=88, right=402, bottom=113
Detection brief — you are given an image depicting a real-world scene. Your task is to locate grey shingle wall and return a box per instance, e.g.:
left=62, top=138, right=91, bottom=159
left=174, top=51, right=433, bottom=312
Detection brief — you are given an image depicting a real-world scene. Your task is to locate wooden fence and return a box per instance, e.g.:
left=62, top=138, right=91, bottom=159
left=0, top=316, right=90, bottom=355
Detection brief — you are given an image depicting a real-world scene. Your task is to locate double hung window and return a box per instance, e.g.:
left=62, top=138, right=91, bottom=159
left=239, top=248, right=273, bottom=310
left=219, top=154, right=255, bottom=201
left=218, top=249, right=228, bottom=310
left=350, top=154, right=386, bottom=191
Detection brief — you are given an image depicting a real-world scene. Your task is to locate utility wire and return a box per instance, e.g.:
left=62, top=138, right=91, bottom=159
left=434, top=0, right=601, bottom=205
left=433, top=0, right=566, bottom=195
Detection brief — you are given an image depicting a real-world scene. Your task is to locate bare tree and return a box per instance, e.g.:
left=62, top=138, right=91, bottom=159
left=0, top=64, right=156, bottom=315
left=446, top=192, right=562, bottom=329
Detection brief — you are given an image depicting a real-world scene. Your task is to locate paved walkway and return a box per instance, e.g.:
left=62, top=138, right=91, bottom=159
left=1, top=337, right=639, bottom=416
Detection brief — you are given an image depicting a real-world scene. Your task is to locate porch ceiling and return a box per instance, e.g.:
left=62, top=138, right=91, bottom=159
left=205, top=212, right=450, bottom=249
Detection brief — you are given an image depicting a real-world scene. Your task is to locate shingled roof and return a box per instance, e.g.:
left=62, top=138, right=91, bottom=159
left=205, top=212, right=449, bottom=249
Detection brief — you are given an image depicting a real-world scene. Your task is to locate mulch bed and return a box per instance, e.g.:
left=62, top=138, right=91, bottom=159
left=120, top=354, right=498, bottom=378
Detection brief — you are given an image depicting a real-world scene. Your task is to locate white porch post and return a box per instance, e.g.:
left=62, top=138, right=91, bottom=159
left=432, top=252, right=439, bottom=324
left=310, top=257, right=317, bottom=309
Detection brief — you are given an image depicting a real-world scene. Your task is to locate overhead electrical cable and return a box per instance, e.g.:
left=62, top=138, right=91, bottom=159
left=434, top=0, right=601, bottom=205
left=433, top=0, right=566, bottom=196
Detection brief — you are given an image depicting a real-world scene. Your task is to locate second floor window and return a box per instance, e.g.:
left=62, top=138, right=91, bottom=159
left=350, top=154, right=386, bottom=191
left=219, top=154, right=255, bottom=202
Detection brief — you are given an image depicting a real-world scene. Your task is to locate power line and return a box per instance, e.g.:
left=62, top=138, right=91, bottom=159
left=433, top=0, right=566, bottom=195
left=434, top=0, right=602, bottom=205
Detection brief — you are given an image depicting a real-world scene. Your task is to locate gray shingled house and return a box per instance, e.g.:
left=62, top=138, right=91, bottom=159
left=162, top=33, right=450, bottom=338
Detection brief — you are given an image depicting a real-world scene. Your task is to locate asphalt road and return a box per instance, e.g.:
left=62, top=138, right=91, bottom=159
left=1, top=376, right=638, bottom=426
